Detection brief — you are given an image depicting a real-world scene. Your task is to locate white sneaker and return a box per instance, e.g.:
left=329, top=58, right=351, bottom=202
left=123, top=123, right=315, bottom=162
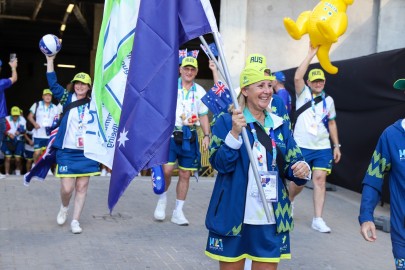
left=47, top=169, right=53, bottom=176
left=56, top=205, right=68, bottom=225
left=100, top=169, right=107, bottom=176
left=312, top=217, right=331, bottom=233
left=71, top=220, right=82, bottom=234
left=15, top=170, right=21, bottom=176
left=0, top=173, right=5, bottom=179
left=106, top=172, right=111, bottom=177
left=171, top=209, right=189, bottom=226
left=154, top=199, right=167, bottom=221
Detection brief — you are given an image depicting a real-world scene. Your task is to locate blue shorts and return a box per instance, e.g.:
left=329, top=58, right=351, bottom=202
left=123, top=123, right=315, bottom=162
left=1, top=140, right=24, bottom=157
left=55, top=148, right=100, bottom=177
left=205, top=224, right=290, bottom=263
left=33, top=138, right=49, bottom=151
left=167, top=137, right=199, bottom=170
left=24, top=150, right=34, bottom=160
left=300, top=148, right=333, bottom=174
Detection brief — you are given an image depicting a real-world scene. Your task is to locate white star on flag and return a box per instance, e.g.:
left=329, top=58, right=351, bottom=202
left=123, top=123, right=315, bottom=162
left=118, top=128, right=129, bottom=147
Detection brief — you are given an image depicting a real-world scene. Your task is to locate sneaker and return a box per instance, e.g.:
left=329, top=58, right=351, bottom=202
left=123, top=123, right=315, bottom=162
left=154, top=199, right=167, bottom=221
left=0, top=173, right=5, bottom=179
left=106, top=172, right=111, bottom=177
left=15, top=170, right=21, bottom=176
left=171, top=209, right=189, bottom=226
left=47, top=169, right=53, bottom=176
left=311, top=217, right=331, bottom=233
left=100, top=169, right=107, bottom=176
left=56, top=205, right=68, bottom=225
left=71, top=220, right=82, bottom=234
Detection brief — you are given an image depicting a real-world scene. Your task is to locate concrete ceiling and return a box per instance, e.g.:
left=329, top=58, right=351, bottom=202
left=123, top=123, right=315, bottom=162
left=0, top=0, right=103, bottom=54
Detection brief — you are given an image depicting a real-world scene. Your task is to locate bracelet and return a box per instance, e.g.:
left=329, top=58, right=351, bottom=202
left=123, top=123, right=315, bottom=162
left=333, top=144, right=341, bottom=148
left=204, top=134, right=210, bottom=138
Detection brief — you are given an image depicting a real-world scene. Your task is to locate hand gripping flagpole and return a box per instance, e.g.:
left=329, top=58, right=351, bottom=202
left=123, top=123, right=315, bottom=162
left=209, top=32, right=272, bottom=222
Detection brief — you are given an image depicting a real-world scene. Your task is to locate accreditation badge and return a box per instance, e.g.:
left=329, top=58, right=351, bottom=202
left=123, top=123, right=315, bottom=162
left=75, top=132, right=84, bottom=148
left=250, top=171, right=278, bottom=202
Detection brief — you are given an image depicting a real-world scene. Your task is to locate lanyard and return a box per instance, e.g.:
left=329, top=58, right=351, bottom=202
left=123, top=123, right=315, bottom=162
left=41, top=101, right=52, bottom=118
left=311, top=92, right=327, bottom=119
left=178, top=78, right=196, bottom=114
left=249, top=122, right=277, bottom=170
left=77, top=105, right=85, bottom=130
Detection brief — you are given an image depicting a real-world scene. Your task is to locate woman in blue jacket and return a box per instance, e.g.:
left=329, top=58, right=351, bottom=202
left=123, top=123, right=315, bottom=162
left=205, top=66, right=310, bottom=269
left=45, top=55, right=100, bottom=234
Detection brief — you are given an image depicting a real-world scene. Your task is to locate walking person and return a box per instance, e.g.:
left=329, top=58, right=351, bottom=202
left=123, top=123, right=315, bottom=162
left=0, top=57, right=18, bottom=178
left=27, top=89, right=59, bottom=164
left=45, top=55, right=100, bottom=234
left=153, top=56, right=211, bottom=225
left=359, top=78, right=405, bottom=270
left=205, top=65, right=310, bottom=269
left=288, top=44, right=341, bottom=233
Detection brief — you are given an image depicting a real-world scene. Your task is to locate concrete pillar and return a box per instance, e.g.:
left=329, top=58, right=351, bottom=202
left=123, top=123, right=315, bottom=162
left=219, top=0, right=248, bottom=87
left=90, top=3, right=104, bottom=80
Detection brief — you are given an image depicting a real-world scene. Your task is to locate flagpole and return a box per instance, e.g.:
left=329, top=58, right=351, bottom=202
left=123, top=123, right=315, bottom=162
left=199, top=36, right=226, bottom=81
left=211, top=32, right=272, bottom=222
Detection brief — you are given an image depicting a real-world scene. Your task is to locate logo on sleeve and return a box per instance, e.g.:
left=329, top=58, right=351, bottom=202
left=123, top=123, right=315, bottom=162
left=399, top=149, right=405, bottom=161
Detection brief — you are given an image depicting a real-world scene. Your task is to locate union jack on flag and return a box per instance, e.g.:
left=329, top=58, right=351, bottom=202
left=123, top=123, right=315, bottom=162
left=213, top=81, right=226, bottom=96
left=201, top=80, right=233, bottom=116
left=179, top=49, right=188, bottom=64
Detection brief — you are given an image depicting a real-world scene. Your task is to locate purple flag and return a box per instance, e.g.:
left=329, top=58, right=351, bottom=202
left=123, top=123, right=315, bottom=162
left=108, top=0, right=218, bottom=211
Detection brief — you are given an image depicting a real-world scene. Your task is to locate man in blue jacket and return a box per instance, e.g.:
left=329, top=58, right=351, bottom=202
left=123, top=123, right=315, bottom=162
left=0, top=58, right=18, bottom=179
left=359, top=78, right=405, bottom=270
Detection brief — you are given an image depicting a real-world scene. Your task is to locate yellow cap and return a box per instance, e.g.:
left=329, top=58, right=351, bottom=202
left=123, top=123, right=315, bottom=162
left=246, top=53, right=267, bottom=67
left=71, top=72, right=92, bottom=85
left=240, top=67, right=272, bottom=89
left=393, top=79, right=405, bottom=90
left=11, top=106, right=21, bottom=116
left=43, top=89, right=52, bottom=95
left=181, top=57, right=198, bottom=68
left=308, top=69, right=325, bottom=81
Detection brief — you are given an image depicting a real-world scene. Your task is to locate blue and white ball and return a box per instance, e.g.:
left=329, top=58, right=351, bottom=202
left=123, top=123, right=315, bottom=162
left=39, top=34, right=62, bottom=56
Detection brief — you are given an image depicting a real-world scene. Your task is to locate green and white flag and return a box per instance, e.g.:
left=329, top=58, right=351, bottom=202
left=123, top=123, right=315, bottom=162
left=84, top=0, right=140, bottom=169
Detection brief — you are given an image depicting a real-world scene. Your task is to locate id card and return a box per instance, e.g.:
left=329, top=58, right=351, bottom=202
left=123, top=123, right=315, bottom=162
left=250, top=171, right=278, bottom=202
left=75, top=133, right=84, bottom=148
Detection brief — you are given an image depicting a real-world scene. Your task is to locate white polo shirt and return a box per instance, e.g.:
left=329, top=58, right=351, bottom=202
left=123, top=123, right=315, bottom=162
left=293, top=86, right=336, bottom=150
left=29, top=101, right=59, bottom=139
left=174, top=80, right=208, bottom=128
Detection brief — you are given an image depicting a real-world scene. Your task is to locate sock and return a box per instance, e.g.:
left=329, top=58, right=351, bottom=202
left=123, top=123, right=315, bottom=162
left=175, top=199, right=185, bottom=211
left=159, top=192, right=167, bottom=201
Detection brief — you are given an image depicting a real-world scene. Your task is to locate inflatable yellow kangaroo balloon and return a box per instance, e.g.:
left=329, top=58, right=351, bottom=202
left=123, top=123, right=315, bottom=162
left=284, top=0, right=354, bottom=74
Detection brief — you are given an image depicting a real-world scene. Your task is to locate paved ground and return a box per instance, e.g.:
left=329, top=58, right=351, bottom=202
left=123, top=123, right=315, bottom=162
left=0, top=175, right=393, bottom=270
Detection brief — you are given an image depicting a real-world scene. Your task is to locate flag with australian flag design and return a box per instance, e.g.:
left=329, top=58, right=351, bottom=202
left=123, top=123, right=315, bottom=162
left=201, top=80, right=232, bottom=116
left=108, top=0, right=219, bottom=211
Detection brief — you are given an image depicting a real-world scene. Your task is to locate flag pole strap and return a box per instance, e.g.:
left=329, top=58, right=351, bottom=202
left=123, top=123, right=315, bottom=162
left=211, top=32, right=272, bottom=222
left=199, top=36, right=226, bottom=81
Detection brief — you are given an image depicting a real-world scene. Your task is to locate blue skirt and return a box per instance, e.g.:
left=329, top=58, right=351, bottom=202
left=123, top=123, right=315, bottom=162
left=55, top=148, right=100, bottom=177
left=205, top=224, right=290, bottom=263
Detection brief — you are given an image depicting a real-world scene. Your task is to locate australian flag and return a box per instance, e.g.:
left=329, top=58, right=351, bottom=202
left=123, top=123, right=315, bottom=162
left=201, top=80, right=232, bottom=116
left=179, top=49, right=187, bottom=64
left=200, top=42, right=218, bottom=58
left=187, top=49, right=199, bottom=58
left=23, top=115, right=59, bottom=186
